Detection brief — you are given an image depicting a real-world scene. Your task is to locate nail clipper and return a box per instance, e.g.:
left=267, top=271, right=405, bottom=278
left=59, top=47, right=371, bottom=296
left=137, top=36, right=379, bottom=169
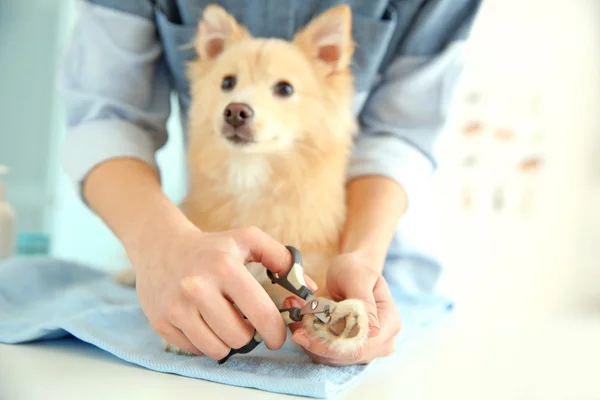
left=218, top=245, right=335, bottom=364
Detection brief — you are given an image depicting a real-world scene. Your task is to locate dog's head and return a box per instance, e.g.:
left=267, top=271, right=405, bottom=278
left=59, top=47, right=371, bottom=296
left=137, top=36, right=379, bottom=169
left=187, top=4, right=356, bottom=155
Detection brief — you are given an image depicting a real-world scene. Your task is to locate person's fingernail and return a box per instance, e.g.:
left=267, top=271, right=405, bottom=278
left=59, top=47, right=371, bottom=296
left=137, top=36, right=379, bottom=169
left=294, top=333, right=310, bottom=348
left=290, top=298, right=304, bottom=308
left=368, top=325, right=381, bottom=338
left=283, top=296, right=304, bottom=309
left=304, top=274, right=318, bottom=291
left=368, top=314, right=381, bottom=337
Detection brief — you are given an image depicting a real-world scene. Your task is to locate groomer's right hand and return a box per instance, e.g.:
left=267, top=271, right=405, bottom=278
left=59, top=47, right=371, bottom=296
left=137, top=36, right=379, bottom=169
left=130, top=225, right=296, bottom=360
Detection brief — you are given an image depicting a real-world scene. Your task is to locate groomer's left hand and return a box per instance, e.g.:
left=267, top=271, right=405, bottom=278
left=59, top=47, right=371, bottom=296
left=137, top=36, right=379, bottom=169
left=285, top=252, right=402, bottom=366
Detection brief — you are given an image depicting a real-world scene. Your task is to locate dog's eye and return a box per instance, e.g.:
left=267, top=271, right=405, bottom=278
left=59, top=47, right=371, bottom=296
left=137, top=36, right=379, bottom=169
left=273, top=81, right=294, bottom=97
left=222, top=75, right=236, bottom=91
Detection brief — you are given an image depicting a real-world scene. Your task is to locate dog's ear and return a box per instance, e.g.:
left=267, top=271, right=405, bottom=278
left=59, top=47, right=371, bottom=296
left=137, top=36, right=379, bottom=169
left=195, top=5, right=249, bottom=60
left=293, top=5, right=353, bottom=74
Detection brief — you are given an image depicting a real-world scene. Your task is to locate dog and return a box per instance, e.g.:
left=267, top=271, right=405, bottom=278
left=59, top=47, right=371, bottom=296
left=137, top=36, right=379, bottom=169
left=119, top=3, right=369, bottom=358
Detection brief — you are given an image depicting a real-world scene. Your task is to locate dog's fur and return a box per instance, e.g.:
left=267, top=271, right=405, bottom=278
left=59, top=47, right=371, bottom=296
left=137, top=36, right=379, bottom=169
left=118, top=4, right=369, bottom=356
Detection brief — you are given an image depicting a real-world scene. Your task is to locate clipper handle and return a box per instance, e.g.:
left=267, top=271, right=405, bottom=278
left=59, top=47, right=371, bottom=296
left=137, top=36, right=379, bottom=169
left=266, top=246, right=313, bottom=300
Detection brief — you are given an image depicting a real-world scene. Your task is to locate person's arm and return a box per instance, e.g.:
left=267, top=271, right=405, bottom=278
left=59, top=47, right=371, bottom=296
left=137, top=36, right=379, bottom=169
left=59, top=0, right=296, bottom=359
left=59, top=0, right=180, bottom=256
left=338, top=176, right=407, bottom=274
left=291, top=0, right=483, bottom=365
left=82, top=159, right=191, bottom=256
left=340, top=0, right=483, bottom=272
left=60, top=1, right=170, bottom=199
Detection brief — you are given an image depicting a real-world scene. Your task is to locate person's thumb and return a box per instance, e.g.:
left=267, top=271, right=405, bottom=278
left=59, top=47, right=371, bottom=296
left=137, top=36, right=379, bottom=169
left=338, top=278, right=380, bottom=337
left=232, top=226, right=293, bottom=274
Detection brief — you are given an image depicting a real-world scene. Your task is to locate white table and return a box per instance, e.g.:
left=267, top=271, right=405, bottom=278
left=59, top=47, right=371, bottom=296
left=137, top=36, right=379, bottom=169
left=2, top=311, right=600, bottom=400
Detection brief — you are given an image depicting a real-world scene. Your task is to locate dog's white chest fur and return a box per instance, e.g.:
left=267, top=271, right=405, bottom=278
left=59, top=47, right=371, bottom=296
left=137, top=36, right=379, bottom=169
left=226, top=156, right=271, bottom=193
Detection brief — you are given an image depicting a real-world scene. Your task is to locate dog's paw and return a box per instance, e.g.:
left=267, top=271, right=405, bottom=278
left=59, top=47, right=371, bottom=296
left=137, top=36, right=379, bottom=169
left=115, top=268, right=136, bottom=287
left=303, top=299, right=369, bottom=355
left=162, top=339, right=197, bottom=356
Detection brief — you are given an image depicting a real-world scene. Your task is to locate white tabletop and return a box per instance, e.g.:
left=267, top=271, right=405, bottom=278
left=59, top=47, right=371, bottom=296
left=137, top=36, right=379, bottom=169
left=2, top=312, right=599, bottom=400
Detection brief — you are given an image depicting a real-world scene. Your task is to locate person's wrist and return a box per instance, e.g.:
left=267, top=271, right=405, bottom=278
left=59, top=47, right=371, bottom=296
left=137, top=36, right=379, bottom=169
left=337, top=245, right=386, bottom=275
left=124, top=202, right=197, bottom=268
left=327, top=251, right=383, bottom=296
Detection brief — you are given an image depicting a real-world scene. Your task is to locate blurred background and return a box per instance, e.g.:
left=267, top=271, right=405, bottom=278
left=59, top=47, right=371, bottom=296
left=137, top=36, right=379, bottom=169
left=0, top=0, right=189, bottom=266
left=1, top=0, right=596, bottom=307
left=0, top=0, right=599, bottom=397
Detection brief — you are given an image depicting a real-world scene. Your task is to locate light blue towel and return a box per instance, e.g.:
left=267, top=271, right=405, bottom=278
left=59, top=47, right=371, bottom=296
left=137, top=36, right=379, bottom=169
left=0, top=257, right=452, bottom=398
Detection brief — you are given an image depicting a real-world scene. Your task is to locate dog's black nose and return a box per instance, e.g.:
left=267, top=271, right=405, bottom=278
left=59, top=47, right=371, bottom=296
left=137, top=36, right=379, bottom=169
left=224, top=103, right=254, bottom=128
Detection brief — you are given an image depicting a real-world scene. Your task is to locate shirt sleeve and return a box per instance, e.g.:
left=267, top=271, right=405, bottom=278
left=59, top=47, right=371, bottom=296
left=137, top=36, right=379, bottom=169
left=348, top=0, right=482, bottom=208
left=59, top=0, right=172, bottom=200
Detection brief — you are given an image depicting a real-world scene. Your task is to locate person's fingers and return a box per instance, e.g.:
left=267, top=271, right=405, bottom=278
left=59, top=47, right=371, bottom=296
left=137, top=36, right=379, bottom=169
left=308, top=351, right=373, bottom=367
left=303, top=273, right=318, bottom=291
left=159, top=325, right=204, bottom=356
left=231, top=226, right=293, bottom=275
left=170, top=306, right=230, bottom=360
left=365, top=295, right=381, bottom=337
left=307, top=352, right=356, bottom=366
left=335, top=271, right=381, bottom=337
left=219, top=265, right=287, bottom=350
left=372, top=276, right=402, bottom=338
left=291, top=327, right=366, bottom=362
left=378, top=337, right=396, bottom=358
left=292, top=326, right=388, bottom=364
left=291, top=278, right=401, bottom=366
left=292, top=285, right=400, bottom=364
left=337, top=277, right=380, bottom=336
left=182, top=279, right=255, bottom=349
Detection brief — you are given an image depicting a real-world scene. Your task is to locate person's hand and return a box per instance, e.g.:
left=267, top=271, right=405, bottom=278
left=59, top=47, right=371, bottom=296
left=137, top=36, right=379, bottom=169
left=129, top=223, right=316, bottom=361
left=286, top=252, right=401, bottom=366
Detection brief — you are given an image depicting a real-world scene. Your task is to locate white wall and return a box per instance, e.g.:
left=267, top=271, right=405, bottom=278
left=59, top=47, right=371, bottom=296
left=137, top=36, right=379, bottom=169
left=0, top=0, right=68, bottom=234
left=0, top=0, right=187, bottom=268
left=431, top=0, right=600, bottom=319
